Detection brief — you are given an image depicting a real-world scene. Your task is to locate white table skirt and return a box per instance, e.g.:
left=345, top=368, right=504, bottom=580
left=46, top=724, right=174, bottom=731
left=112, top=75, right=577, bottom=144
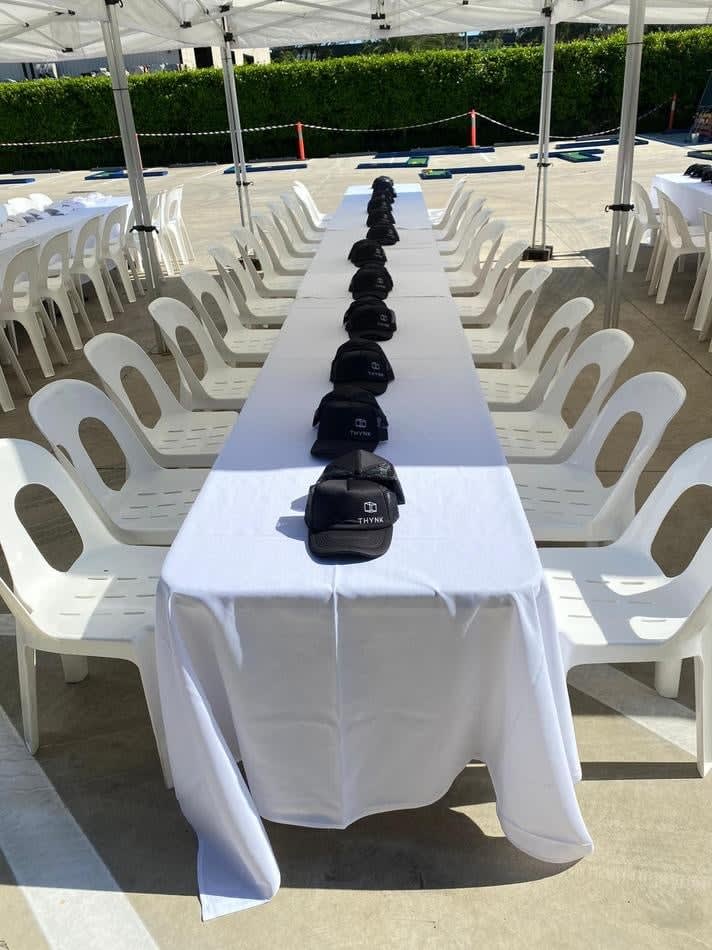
left=156, top=185, right=592, bottom=920
left=651, top=172, right=712, bottom=225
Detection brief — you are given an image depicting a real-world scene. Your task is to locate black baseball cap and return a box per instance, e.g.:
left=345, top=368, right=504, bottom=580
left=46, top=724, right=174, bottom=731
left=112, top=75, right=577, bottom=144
left=367, top=208, right=395, bottom=227
left=330, top=338, right=394, bottom=395
left=348, top=238, right=387, bottom=266
left=311, top=388, right=388, bottom=458
left=343, top=298, right=397, bottom=341
left=368, top=194, right=394, bottom=212
left=372, top=175, right=394, bottom=189
left=349, top=264, right=393, bottom=300
left=318, top=448, right=405, bottom=504
left=305, top=476, right=400, bottom=559
left=366, top=223, right=399, bottom=246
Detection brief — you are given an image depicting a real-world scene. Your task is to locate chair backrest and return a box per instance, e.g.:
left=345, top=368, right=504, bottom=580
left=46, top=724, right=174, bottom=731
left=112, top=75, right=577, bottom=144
left=282, top=193, right=317, bottom=242
left=232, top=226, right=273, bottom=281
left=656, top=191, right=694, bottom=250
left=539, top=328, right=634, bottom=452
left=72, top=214, right=104, bottom=267
left=0, top=438, right=117, bottom=622
left=181, top=266, right=247, bottom=342
left=462, top=219, right=506, bottom=288
left=569, top=370, right=685, bottom=517
left=493, top=264, right=552, bottom=364
left=29, top=379, right=159, bottom=511
left=439, top=179, right=466, bottom=217
left=476, top=239, right=526, bottom=303
left=631, top=181, right=657, bottom=229
left=447, top=197, right=488, bottom=241
left=209, top=244, right=259, bottom=318
left=149, top=297, right=228, bottom=400
left=100, top=204, right=129, bottom=256
left=704, top=210, right=712, bottom=257
left=164, top=185, right=184, bottom=224
left=518, top=297, right=594, bottom=406
left=6, top=197, right=33, bottom=215
left=292, top=181, right=322, bottom=229
left=38, top=229, right=72, bottom=285
left=254, top=214, right=293, bottom=268
left=84, top=332, right=186, bottom=436
left=1, top=242, right=41, bottom=305
left=28, top=192, right=52, bottom=211
left=438, top=189, right=475, bottom=239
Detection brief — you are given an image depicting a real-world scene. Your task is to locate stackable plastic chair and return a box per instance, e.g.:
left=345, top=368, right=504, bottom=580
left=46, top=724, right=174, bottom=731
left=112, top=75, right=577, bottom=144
left=38, top=229, right=94, bottom=351
left=491, top=328, right=634, bottom=463
left=281, top=194, right=322, bottom=245
left=268, top=202, right=317, bottom=259
left=479, top=297, right=594, bottom=408
left=435, top=188, right=478, bottom=242
left=456, top=240, right=527, bottom=327
left=149, top=298, right=260, bottom=411
left=209, top=244, right=290, bottom=328
left=626, top=181, right=660, bottom=272
left=181, top=268, right=279, bottom=365
left=30, top=379, right=207, bottom=546
left=70, top=213, right=116, bottom=323
left=0, top=325, right=31, bottom=411
left=0, top=243, right=68, bottom=377
left=254, top=214, right=310, bottom=276
left=440, top=206, right=491, bottom=270
left=0, top=438, right=172, bottom=786
left=688, top=211, right=712, bottom=336
left=84, top=333, right=236, bottom=468
left=437, top=197, right=488, bottom=256
left=6, top=197, right=34, bottom=215
left=233, top=227, right=301, bottom=298
left=649, top=191, right=705, bottom=304
left=428, top=179, right=466, bottom=226
left=448, top=220, right=507, bottom=296
left=512, top=371, right=685, bottom=543
left=293, top=181, right=329, bottom=230
left=28, top=192, right=52, bottom=211
left=542, top=437, right=712, bottom=777
left=100, top=204, right=137, bottom=305
left=467, top=264, right=552, bottom=366
left=161, top=185, right=195, bottom=271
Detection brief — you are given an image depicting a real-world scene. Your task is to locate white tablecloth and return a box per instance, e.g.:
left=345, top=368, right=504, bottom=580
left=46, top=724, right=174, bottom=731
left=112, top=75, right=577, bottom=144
left=651, top=172, right=712, bottom=225
left=326, top=184, right=433, bottom=231
left=156, top=185, right=592, bottom=920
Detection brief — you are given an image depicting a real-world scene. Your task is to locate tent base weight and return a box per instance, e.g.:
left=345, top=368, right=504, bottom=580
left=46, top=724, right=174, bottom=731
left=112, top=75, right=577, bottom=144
left=523, top=245, right=553, bottom=261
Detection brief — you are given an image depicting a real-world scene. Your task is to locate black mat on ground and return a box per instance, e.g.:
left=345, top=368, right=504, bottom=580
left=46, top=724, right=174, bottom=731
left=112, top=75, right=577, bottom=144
left=529, top=148, right=603, bottom=159
left=0, top=177, right=35, bottom=185
left=85, top=169, right=167, bottom=180
left=225, top=162, right=307, bottom=173
left=375, top=146, right=495, bottom=158
left=357, top=158, right=429, bottom=169
left=687, top=149, right=712, bottom=161
left=554, top=137, right=647, bottom=149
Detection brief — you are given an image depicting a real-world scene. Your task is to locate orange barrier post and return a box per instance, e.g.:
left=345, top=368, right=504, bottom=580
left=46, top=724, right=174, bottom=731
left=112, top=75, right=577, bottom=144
left=667, top=93, right=678, bottom=132
left=296, top=121, right=306, bottom=160
left=469, top=109, right=477, bottom=148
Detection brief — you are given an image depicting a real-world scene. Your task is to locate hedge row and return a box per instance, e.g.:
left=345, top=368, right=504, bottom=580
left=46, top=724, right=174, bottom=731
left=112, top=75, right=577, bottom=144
left=0, top=27, right=710, bottom=172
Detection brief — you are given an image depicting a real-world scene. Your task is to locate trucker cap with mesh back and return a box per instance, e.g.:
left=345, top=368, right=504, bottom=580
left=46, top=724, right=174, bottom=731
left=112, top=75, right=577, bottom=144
left=311, top=387, right=388, bottom=458
left=305, top=476, right=400, bottom=559
left=317, top=448, right=405, bottom=504
left=330, top=338, right=394, bottom=394
left=343, top=298, right=397, bottom=341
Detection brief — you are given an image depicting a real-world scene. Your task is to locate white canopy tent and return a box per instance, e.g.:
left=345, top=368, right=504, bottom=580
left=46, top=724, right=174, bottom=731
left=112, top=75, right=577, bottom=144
left=0, top=0, right=711, bottom=329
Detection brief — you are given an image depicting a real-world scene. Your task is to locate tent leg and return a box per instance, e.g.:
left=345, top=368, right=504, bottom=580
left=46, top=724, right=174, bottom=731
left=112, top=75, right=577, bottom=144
left=221, top=21, right=252, bottom=229
left=101, top=5, right=165, bottom=353
left=603, top=0, right=646, bottom=329
left=525, top=6, right=555, bottom=262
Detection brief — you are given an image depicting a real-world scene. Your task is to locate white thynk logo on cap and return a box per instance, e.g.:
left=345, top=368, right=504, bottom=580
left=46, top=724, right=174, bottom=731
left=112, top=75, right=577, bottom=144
left=354, top=417, right=368, bottom=429
left=363, top=501, right=378, bottom=514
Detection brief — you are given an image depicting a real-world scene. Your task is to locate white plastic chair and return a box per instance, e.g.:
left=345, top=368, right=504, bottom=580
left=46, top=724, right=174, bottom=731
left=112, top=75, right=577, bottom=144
left=38, top=229, right=94, bottom=351
left=479, top=297, right=594, bottom=409
left=457, top=240, right=527, bottom=327
left=491, top=328, right=634, bottom=463
left=0, top=243, right=68, bottom=377
left=688, top=211, right=712, bottom=335
left=233, top=227, right=301, bottom=298
left=542, top=437, right=712, bottom=777
left=268, top=202, right=316, bottom=259
left=428, top=179, right=466, bottom=226
left=437, top=196, right=488, bottom=256
left=100, top=204, right=137, bottom=305
left=70, top=213, right=117, bottom=324
left=281, top=194, right=322, bottom=246
left=435, top=188, right=478, bottom=242
left=6, top=197, right=34, bottom=215
left=181, top=267, right=279, bottom=365
left=0, top=438, right=172, bottom=786
left=209, top=244, right=290, bottom=328
left=293, top=181, right=329, bottom=230
left=84, top=333, right=236, bottom=468
left=448, top=220, right=507, bottom=296
left=0, top=325, right=31, bottom=411
left=467, top=264, right=552, bottom=366
left=440, top=206, right=491, bottom=271
left=254, top=214, right=309, bottom=277
left=30, top=379, right=207, bottom=546
left=28, top=192, right=52, bottom=211
left=161, top=185, right=195, bottom=270
left=650, top=191, right=705, bottom=304
left=626, top=181, right=660, bottom=272
left=512, top=371, right=685, bottom=543
left=149, top=297, right=260, bottom=411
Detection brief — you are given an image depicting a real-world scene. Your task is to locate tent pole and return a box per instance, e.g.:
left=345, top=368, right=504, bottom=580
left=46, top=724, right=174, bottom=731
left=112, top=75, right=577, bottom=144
left=101, top=2, right=165, bottom=352
left=220, top=19, right=252, bottom=228
left=603, top=0, right=646, bottom=329
left=525, top=5, right=555, bottom=261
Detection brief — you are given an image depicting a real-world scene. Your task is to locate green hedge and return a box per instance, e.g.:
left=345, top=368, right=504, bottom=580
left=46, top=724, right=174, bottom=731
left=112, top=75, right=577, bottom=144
left=0, top=27, right=709, bottom=172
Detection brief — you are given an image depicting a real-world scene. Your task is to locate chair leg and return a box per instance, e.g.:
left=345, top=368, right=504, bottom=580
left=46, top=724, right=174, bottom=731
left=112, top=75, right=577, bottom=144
left=125, top=249, right=145, bottom=297
left=21, top=316, right=56, bottom=377
left=68, top=284, right=94, bottom=337
left=101, top=263, right=125, bottom=314
left=133, top=638, right=173, bottom=789
left=47, top=289, right=83, bottom=350
left=0, top=364, right=14, bottom=411
left=84, top=266, right=115, bottom=323
left=626, top=222, right=643, bottom=272
left=0, top=328, right=30, bottom=396
left=38, top=306, right=69, bottom=366
left=646, top=233, right=663, bottom=286
left=60, top=654, right=89, bottom=683
left=654, top=658, right=682, bottom=698
left=694, top=645, right=712, bottom=777
left=16, top=634, right=39, bottom=754
left=656, top=250, right=677, bottom=304
left=685, top=259, right=707, bottom=322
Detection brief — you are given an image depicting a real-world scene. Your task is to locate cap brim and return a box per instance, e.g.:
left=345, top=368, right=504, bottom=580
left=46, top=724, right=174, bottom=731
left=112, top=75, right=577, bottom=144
left=332, top=378, right=388, bottom=396
left=346, top=327, right=394, bottom=342
left=311, top=437, right=381, bottom=459
left=308, top=524, right=392, bottom=559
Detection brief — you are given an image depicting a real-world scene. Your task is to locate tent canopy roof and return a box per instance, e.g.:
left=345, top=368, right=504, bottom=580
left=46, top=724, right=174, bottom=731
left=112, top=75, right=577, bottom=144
left=0, top=0, right=710, bottom=62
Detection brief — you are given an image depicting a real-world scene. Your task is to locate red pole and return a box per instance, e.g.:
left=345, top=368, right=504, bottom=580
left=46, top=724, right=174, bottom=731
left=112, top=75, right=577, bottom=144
left=667, top=93, right=678, bottom=132
left=296, top=121, right=306, bottom=160
left=469, top=109, right=477, bottom=148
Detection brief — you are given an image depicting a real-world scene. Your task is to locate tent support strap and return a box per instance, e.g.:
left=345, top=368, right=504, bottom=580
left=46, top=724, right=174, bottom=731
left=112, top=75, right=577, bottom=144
left=525, top=6, right=555, bottom=262
left=220, top=23, right=252, bottom=229
left=101, top=3, right=165, bottom=352
left=604, top=0, right=646, bottom=329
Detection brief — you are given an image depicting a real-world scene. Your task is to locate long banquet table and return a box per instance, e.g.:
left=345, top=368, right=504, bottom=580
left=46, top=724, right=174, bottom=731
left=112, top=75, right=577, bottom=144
left=156, top=184, right=592, bottom=920
left=651, top=171, right=712, bottom=225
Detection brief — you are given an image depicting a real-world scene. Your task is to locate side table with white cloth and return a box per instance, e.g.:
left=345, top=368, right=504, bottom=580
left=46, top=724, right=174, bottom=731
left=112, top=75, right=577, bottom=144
left=651, top=172, right=712, bottom=226
left=156, top=184, right=592, bottom=920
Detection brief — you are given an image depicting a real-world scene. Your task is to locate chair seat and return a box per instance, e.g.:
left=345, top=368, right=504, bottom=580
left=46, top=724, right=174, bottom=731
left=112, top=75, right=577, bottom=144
left=491, top=409, right=570, bottom=459
left=541, top=545, right=690, bottom=654
left=262, top=275, right=301, bottom=293
left=103, top=468, right=208, bottom=544
left=457, top=296, right=489, bottom=320
left=511, top=463, right=629, bottom=543
left=465, top=327, right=508, bottom=359
left=148, top=410, right=237, bottom=466
left=197, top=367, right=261, bottom=406
left=33, top=544, right=166, bottom=643
left=223, top=329, right=279, bottom=363
left=477, top=367, right=536, bottom=405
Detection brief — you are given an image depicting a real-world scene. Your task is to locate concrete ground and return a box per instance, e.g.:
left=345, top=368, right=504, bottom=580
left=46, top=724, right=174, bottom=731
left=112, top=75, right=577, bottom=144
left=0, top=138, right=711, bottom=949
